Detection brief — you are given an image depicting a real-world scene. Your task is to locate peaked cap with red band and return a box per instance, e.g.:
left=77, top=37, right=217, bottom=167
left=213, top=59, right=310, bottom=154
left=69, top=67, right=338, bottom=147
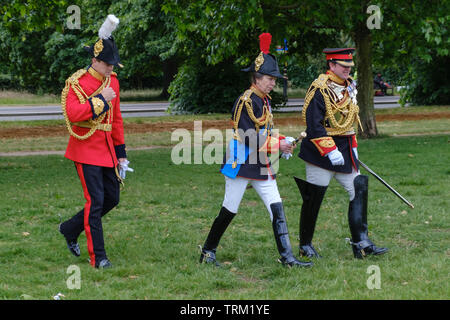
left=242, top=33, right=284, bottom=78
left=323, top=48, right=355, bottom=67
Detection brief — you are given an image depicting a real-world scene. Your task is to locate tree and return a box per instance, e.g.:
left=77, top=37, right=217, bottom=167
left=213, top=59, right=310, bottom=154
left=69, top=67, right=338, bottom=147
left=0, top=0, right=182, bottom=95
left=162, top=1, right=381, bottom=134
left=163, top=0, right=450, bottom=137
left=371, top=0, right=450, bottom=106
left=0, top=0, right=69, bottom=92
left=162, top=1, right=337, bottom=114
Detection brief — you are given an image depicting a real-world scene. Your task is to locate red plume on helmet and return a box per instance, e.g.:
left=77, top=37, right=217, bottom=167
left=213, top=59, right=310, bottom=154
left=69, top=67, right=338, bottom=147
left=241, top=32, right=283, bottom=78
left=259, top=33, right=272, bottom=54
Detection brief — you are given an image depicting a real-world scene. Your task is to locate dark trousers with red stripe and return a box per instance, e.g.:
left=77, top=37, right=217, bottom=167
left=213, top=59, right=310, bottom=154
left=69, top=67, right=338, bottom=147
left=60, top=163, right=120, bottom=267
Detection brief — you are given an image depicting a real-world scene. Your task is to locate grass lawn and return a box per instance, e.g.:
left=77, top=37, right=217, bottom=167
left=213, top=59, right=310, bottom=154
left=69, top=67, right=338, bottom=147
left=0, top=132, right=448, bottom=300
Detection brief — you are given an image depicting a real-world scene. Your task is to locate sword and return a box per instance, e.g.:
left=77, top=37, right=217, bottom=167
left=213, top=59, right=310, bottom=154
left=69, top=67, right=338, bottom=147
left=358, top=159, right=415, bottom=209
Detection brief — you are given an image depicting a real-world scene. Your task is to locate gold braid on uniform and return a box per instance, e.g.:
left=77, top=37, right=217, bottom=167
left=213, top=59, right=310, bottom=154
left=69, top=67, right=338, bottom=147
left=302, top=73, right=361, bottom=135
left=232, top=87, right=273, bottom=141
left=61, top=69, right=113, bottom=140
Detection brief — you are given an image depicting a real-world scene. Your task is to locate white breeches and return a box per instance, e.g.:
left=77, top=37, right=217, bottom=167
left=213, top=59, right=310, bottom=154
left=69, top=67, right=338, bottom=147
left=305, top=163, right=360, bottom=201
left=222, top=176, right=282, bottom=221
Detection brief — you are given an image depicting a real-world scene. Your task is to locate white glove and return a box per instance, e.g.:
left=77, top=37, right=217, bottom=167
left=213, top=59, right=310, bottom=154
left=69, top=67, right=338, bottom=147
left=281, top=136, right=296, bottom=160
left=353, top=147, right=358, bottom=159
left=119, top=160, right=134, bottom=179
left=327, top=149, right=345, bottom=166
left=281, top=152, right=292, bottom=160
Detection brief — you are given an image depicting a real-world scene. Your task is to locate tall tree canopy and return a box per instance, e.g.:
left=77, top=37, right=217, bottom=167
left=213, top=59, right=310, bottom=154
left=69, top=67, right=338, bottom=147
left=0, top=0, right=179, bottom=94
left=163, top=0, right=450, bottom=137
left=1, top=0, right=448, bottom=138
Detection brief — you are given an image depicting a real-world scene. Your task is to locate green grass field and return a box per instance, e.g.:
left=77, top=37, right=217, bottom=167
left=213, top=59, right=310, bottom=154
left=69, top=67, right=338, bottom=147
left=0, top=130, right=448, bottom=300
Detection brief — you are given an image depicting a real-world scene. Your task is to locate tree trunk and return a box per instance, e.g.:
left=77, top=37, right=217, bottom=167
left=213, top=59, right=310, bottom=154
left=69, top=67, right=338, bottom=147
left=354, top=18, right=378, bottom=138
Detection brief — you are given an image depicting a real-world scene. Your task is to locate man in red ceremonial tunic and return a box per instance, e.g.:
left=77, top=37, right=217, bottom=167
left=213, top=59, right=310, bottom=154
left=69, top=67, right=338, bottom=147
left=59, top=15, right=131, bottom=269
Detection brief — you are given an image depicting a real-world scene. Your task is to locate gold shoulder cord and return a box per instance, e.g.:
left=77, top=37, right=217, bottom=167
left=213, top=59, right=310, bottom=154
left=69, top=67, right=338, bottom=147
left=232, top=88, right=273, bottom=141
left=302, top=74, right=361, bottom=135
left=61, top=69, right=113, bottom=140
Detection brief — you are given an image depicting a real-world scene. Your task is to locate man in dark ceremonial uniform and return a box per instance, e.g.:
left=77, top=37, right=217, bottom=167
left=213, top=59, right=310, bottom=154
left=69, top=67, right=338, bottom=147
left=295, top=48, right=388, bottom=259
left=58, top=15, right=132, bottom=268
left=199, top=33, right=312, bottom=268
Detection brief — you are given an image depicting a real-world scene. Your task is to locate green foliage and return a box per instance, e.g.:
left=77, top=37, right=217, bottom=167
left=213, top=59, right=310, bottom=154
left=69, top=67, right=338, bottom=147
left=0, top=0, right=179, bottom=94
left=371, top=0, right=450, bottom=105
left=108, top=0, right=181, bottom=92
left=168, top=57, right=287, bottom=114
left=400, top=55, right=450, bottom=106
left=287, top=54, right=324, bottom=89
left=168, top=59, right=249, bottom=114
left=0, top=74, right=19, bottom=90
left=162, top=0, right=338, bottom=113
left=1, top=0, right=449, bottom=108
left=401, top=9, right=450, bottom=105
left=44, top=32, right=88, bottom=93
left=0, top=0, right=69, bottom=93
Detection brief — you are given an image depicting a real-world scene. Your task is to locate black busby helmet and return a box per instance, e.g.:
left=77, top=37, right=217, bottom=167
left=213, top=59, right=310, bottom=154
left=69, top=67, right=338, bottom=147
left=242, top=33, right=284, bottom=78
left=84, top=15, right=123, bottom=68
left=323, top=48, right=355, bottom=67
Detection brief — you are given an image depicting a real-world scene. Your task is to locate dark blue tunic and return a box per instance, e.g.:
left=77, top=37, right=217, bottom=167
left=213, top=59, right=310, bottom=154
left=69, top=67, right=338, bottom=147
left=298, top=90, right=358, bottom=173
left=221, top=90, right=276, bottom=180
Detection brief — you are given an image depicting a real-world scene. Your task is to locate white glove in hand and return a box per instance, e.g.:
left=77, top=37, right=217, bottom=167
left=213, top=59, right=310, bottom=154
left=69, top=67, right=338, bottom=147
left=285, top=136, right=296, bottom=145
left=281, top=136, right=296, bottom=160
left=353, top=147, right=358, bottom=159
left=119, top=160, right=134, bottom=179
left=327, top=149, right=345, bottom=166
left=281, top=152, right=292, bottom=160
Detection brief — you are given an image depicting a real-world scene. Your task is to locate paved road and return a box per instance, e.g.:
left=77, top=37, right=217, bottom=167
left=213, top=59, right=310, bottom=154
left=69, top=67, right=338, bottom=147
left=0, top=96, right=402, bottom=121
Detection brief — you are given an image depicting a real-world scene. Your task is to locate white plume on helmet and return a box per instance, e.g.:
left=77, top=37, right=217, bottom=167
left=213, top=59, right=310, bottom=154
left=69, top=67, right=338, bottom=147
left=98, top=14, right=120, bottom=40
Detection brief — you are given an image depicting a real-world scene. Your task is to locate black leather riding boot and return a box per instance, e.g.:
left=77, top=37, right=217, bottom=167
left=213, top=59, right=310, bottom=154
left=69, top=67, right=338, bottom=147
left=270, top=202, right=313, bottom=268
left=348, top=175, right=388, bottom=259
left=294, top=177, right=327, bottom=258
left=199, top=206, right=235, bottom=266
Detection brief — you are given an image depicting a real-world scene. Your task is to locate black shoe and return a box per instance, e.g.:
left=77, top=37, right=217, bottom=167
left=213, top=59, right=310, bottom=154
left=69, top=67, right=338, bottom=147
left=199, top=248, right=220, bottom=267
left=299, top=244, right=322, bottom=258
left=96, top=259, right=113, bottom=269
left=59, top=223, right=80, bottom=257
left=351, top=239, right=388, bottom=259
left=279, top=256, right=313, bottom=268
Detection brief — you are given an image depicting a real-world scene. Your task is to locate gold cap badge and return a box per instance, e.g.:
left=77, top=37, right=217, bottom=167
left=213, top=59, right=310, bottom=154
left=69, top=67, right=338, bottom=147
left=93, top=39, right=103, bottom=57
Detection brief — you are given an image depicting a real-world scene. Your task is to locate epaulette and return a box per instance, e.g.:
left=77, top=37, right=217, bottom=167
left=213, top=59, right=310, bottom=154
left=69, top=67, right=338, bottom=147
left=232, top=88, right=273, bottom=140
left=64, top=69, right=89, bottom=104
left=66, top=69, right=88, bottom=86
left=311, top=73, right=330, bottom=90
left=61, top=68, right=112, bottom=141
left=231, top=89, right=253, bottom=141
left=302, top=74, right=329, bottom=121
left=302, top=73, right=361, bottom=136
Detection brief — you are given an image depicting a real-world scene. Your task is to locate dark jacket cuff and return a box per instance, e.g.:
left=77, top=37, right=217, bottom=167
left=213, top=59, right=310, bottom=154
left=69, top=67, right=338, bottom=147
left=89, top=94, right=109, bottom=120
left=115, top=144, right=127, bottom=159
